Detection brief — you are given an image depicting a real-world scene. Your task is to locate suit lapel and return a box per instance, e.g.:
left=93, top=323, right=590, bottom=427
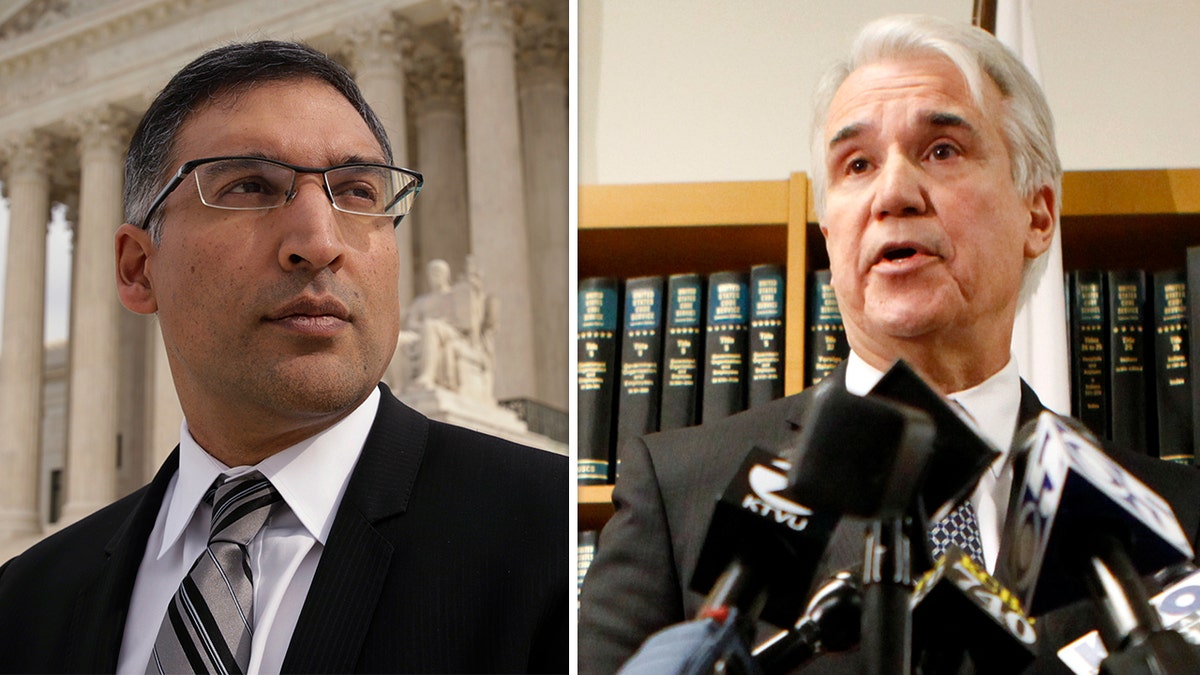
left=281, top=385, right=429, bottom=673
left=66, top=450, right=180, bottom=673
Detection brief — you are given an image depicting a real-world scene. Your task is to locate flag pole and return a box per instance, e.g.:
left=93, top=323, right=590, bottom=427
left=973, top=0, right=998, bottom=33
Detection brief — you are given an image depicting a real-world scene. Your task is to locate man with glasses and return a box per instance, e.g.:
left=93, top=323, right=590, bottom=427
left=0, top=41, right=567, bottom=674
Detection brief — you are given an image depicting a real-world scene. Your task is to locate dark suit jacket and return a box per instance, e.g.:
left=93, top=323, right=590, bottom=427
left=578, top=365, right=1200, bottom=674
left=0, top=384, right=568, bottom=674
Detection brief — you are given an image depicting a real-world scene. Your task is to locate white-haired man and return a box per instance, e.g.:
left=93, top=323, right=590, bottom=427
left=579, top=14, right=1200, bottom=674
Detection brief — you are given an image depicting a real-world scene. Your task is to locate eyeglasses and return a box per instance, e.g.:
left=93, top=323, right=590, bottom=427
left=139, top=156, right=423, bottom=229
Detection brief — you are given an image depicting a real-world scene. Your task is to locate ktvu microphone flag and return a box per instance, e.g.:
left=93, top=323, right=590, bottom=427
left=996, top=0, right=1071, bottom=415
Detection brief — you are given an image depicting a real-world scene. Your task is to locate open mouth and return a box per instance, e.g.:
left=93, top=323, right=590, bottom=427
left=882, top=247, right=918, bottom=261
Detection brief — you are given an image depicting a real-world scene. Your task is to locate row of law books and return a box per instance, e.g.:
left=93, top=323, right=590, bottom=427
left=577, top=267, right=851, bottom=485
left=1067, top=261, right=1198, bottom=465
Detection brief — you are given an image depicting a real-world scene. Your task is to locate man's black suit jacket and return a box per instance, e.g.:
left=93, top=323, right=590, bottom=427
left=0, top=384, right=568, bottom=673
left=578, top=365, right=1200, bottom=674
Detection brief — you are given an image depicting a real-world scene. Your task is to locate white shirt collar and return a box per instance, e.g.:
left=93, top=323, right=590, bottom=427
left=156, top=387, right=381, bottom=559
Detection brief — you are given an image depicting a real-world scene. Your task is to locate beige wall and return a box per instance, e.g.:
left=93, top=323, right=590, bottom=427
left=580, top=0, right=1200, bottom=185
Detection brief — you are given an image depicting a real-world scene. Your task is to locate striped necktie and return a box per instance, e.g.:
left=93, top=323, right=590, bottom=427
left=147, top=472, right=281, bottom=675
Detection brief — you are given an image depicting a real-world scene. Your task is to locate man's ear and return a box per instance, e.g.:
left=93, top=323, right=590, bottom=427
left=115, top=223, right=158, bottom=315
left=1024, top=184, right=1057, bottom=259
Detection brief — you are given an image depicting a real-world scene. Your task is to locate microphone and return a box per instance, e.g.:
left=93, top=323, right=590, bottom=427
left=689, top=446, right=841, bottom=628
left=910, top=544, right=1037, bottom=675
left=866, top=359, right=1001, bottom=525
left=1059, top=565, right=1200, bottom=674
left=997, top=411, right=1200, bottom=673
left=785, top=379, right=937, bottom=519
left=784, top=380, right=939, bottom=675
left=996, top=411, right=1194, bottom=617
left=752, top=571, right=862, bottom=674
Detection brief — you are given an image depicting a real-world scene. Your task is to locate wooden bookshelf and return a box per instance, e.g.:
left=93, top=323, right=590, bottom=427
left=1060, top=169, right=1200, bottom=272
left=578, top=173, right=811, bottom=395
left=576, top=168, right=1200, bottom=527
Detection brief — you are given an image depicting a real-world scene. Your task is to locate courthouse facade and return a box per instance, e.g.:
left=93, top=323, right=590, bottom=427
left=0, top=0, right=567, bottom=556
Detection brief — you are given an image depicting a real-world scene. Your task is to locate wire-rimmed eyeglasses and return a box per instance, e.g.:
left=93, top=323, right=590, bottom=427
left=138, top=156, right=424, bottom=230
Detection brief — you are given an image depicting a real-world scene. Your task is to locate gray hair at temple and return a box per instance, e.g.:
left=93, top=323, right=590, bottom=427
left=124, top=40, right=392, bottom=244
left=809, top=14, right=1062, bottom=304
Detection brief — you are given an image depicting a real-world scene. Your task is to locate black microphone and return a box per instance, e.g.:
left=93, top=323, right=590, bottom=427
left=784, top=379, right=937, bottom=519
left=996, top=411, right=1194, bottom=618
left=867, top=359, right=1001, bottom=526
left=689, top=446, right=841, bottom=629
left=752, top=570, right=862, bottom=674
left=910, top=544, right=1037, bottom=675
left=783, top=379, right=939, bottom=675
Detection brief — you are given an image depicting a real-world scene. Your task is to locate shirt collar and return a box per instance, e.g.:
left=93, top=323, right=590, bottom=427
left=156, top=387, right=381, bottom=559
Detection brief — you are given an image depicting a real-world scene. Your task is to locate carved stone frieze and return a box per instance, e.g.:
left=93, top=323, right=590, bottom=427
left=0, top=0, right=205, bottom=116
left=0, top=0, right=121, bottom=42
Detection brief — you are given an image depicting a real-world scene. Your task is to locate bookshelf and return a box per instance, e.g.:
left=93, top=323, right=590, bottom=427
left=577, top=168, right=1200, bottom=529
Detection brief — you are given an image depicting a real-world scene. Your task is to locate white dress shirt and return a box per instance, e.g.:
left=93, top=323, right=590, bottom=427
left=115, top=388, right=380, bottom=674
left=843, top=353, right=1023, bottom=572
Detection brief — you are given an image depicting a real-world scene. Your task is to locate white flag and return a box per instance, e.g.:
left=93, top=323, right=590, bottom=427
left=997, top=0, right=1071, bottom=414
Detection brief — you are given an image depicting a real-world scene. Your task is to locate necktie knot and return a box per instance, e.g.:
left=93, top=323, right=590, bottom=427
left=209, top=472, right=281, bottom=546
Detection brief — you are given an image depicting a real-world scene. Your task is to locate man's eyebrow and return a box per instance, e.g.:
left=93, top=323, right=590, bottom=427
left=826, top=111, right=977, bottom=151
left=340, top=153, right=389, bottom=165
left=828, top=122, right=865, bottom=150
left=925, top=111, right=976, bottom=134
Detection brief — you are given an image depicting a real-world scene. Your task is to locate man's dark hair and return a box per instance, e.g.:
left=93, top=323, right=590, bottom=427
left=124, top=40, right=392, bottom=241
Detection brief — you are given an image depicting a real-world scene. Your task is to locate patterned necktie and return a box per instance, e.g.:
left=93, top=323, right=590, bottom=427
left=928, top=498, right=986, bottom=565
left=147, top=472, right=281, bottom=675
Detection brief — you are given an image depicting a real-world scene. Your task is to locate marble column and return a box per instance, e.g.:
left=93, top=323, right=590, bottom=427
left=0, top=132, right=52, bottom=539
left=518, top=9, right=568, bottom=408
left=408, top=40, right=470, bottom=282
left=59, top=109, right=126, bottom=524
left=451, top=0, right=537, bottom=401
left=341, top=13, right=415, bottom=307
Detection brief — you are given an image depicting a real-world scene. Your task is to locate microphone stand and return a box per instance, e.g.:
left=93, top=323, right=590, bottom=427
left=1081, top=533, right=1200, bottom=675
left=862, top=515, right=914, bottom=675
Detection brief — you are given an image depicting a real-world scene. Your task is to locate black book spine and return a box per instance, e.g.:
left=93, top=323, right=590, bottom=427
left=748, top=264, right=786, bottom=408
left=1107, top=269, right=1152, bottom=454
left=1068, top=270, right=1109, bottom=441
left=577, top=277, right=620, bottom=484
left=701, top=270, right=750, bottom=423
left=1189, top=247, right=1200, bottom=467
left=616, top=276, right=666, bottom=457
left=1152, top=269, right=1193, bottom=464
left=659, top=274, right=705, bottom=431
left=805, top=269, right=849, bottom=388
left=577, top=529, right=598, bottom=610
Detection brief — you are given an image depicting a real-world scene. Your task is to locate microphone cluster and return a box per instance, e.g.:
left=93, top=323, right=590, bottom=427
left=616, top=360, right=1200, bottom=675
